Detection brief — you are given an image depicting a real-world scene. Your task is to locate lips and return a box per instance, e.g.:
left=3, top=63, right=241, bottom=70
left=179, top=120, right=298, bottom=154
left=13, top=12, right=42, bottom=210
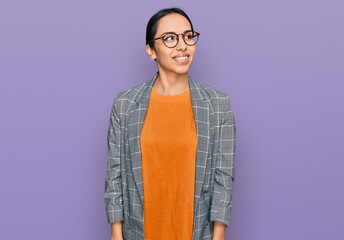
left=173, top=54, right=190, bottom=63
left=173, top=54, right=189, bottom=59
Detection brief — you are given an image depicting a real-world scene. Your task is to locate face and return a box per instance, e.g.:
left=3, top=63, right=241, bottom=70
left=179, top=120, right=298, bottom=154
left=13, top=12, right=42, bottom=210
left=146, top=13, right=196, bottom=76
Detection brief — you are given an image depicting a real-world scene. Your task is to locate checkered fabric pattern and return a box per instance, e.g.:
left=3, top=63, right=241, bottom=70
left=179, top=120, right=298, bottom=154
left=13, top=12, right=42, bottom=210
left=105, top=72, right=236, bottom=240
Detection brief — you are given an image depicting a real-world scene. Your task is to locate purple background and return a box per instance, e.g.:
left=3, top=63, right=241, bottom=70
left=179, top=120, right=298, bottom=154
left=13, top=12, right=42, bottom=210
left=1, top=1, right=343, bottom=239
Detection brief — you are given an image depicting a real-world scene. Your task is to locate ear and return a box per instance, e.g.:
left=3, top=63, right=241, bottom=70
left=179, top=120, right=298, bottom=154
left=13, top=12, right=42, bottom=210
left=146, top=44, right=157, bottom=61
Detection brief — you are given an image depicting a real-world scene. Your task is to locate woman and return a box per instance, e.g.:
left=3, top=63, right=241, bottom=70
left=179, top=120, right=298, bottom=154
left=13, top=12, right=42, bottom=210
left=105, top=7, right=236, bottom=240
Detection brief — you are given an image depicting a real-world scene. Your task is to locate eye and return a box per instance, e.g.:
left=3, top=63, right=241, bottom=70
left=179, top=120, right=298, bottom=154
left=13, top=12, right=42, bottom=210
left=163, top=34, right=175, bottom=41
left=185, top=34, right=193, bottom=39
left=185, top=32, right=195, bottom=39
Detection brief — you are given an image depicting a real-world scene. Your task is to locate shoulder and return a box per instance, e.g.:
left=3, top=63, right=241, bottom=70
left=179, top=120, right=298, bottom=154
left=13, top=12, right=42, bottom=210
left=115, top=82, right=146, bottom=101
left=110, top=81, right=147, bottom=114
left=195, top=81, right=232, bottom=107
left=195, top=81, right=234, bottom=123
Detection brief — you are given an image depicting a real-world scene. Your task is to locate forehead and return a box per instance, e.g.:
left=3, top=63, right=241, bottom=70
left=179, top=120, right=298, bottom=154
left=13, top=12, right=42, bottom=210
left=156, top=13, right=192, bottom=35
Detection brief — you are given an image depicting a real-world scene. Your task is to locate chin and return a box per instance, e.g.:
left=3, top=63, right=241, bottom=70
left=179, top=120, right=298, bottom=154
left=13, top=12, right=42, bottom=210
left=172, top=69, right=189, bottom=75
left=173, top=65, right=191, bottom=74
left=158, top=63, right=191, bottom=75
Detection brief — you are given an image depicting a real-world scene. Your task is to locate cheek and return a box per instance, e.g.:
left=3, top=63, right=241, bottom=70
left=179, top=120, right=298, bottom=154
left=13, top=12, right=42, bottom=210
left=156, top=49, right=173, bottom=63
left=190, top=48, right=196, bottom=57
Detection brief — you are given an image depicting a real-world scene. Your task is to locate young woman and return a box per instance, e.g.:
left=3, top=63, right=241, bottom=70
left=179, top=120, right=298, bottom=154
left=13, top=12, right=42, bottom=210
left=105, top=7, right=236, bottom=240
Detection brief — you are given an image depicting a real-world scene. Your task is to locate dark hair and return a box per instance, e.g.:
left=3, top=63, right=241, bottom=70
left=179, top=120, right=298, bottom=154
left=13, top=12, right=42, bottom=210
left=146, top=7, right=194, bottom=52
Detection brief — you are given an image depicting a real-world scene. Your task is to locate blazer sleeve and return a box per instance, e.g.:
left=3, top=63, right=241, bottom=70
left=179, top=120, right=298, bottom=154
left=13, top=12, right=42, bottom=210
left=210, top=95, right=236, bottom=227
left=104, top=97, right=124, bottom=223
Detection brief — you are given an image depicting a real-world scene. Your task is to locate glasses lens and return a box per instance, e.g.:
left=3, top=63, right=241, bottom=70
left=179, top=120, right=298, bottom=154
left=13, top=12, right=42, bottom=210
left=162, top=33, right=178, bottom=48
left=184, top=31, right=199, bottom=46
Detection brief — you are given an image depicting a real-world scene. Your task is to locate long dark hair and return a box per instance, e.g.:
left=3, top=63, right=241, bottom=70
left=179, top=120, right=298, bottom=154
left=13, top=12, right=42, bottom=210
left=146, top=7, right=194, bottom=52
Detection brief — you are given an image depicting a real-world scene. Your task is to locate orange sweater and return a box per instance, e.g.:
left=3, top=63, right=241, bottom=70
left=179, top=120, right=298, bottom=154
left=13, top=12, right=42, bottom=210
left=140, top=87, right=198, bottom=240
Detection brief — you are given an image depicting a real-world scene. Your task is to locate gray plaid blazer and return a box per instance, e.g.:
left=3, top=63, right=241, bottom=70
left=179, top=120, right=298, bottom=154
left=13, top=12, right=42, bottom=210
left=105, top=72, right=236, bottom=240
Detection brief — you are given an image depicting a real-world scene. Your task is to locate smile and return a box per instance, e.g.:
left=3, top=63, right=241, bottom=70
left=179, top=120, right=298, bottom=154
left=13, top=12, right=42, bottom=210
left=173, top=55, right=190, bottom=64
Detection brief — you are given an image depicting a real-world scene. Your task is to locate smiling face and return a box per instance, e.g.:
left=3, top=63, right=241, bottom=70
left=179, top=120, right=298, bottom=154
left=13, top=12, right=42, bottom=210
left=146, top=13, right=196, bottom=76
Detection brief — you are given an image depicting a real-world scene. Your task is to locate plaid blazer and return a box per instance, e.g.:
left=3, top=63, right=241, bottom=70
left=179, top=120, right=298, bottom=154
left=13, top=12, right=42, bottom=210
left=105, top=72, right=236, bottom=240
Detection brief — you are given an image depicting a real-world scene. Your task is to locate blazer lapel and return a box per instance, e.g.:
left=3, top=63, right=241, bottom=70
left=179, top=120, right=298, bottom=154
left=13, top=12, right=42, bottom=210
left=127, top=72, right=212, bottom=209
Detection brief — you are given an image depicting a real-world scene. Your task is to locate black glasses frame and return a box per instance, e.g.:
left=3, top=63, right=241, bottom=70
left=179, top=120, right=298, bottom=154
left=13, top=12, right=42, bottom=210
left=148, top=30, right=200, bottom=48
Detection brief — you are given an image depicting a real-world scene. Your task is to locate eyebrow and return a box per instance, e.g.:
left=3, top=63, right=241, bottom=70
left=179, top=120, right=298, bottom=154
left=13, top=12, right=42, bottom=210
left=160, top=29, right=193, bottom=35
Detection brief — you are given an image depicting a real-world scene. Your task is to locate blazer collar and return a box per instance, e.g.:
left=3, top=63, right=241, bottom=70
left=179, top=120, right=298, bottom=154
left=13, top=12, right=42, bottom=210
left=135, top=71, right=206, bottom=104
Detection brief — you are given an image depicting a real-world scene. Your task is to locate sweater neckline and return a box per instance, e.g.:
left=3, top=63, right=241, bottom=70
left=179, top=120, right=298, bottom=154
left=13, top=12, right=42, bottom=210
left=151, top=87, right=190, bottom=102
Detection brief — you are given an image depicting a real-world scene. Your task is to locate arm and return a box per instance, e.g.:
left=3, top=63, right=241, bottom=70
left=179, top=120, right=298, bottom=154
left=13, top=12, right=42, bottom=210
left=105, top=98, right=124, bottom=235
left=213, top=221, right=226, bottom=240
left=111, top=221, right=123, bottom=240
left=210, top=95, right=236, bottom=230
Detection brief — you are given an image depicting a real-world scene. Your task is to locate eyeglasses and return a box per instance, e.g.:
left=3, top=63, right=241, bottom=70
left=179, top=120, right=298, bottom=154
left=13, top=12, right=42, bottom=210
left=149, top=30, right=200, bottom=48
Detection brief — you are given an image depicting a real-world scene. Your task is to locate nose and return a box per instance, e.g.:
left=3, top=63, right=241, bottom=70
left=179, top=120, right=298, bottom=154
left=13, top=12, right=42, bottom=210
left=176, top=34, right=187, bottom=51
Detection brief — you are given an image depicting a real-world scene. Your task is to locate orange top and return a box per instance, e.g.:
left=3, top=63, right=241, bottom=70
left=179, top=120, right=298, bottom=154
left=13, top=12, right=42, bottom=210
left=140, top=86, right=198, bottom=240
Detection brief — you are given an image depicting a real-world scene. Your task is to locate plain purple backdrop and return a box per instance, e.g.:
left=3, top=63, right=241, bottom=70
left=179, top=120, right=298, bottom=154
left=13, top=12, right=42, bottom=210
left=1, top=0, right=343, bottom=239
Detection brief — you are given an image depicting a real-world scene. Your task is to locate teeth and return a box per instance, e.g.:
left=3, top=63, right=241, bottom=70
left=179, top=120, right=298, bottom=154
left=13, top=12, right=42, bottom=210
left=175, top=56, right=188, bottom=60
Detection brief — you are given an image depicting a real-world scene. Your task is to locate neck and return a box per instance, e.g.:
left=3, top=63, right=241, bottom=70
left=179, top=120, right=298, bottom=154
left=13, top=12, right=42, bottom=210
left=153, top=70, right=189, bottom=96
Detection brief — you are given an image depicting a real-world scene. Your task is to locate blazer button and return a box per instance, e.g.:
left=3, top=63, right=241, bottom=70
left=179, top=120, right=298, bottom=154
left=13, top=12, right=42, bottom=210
left=204, top=222, right=209, bottom=227
left=204, top=189, right=209, bottom=193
